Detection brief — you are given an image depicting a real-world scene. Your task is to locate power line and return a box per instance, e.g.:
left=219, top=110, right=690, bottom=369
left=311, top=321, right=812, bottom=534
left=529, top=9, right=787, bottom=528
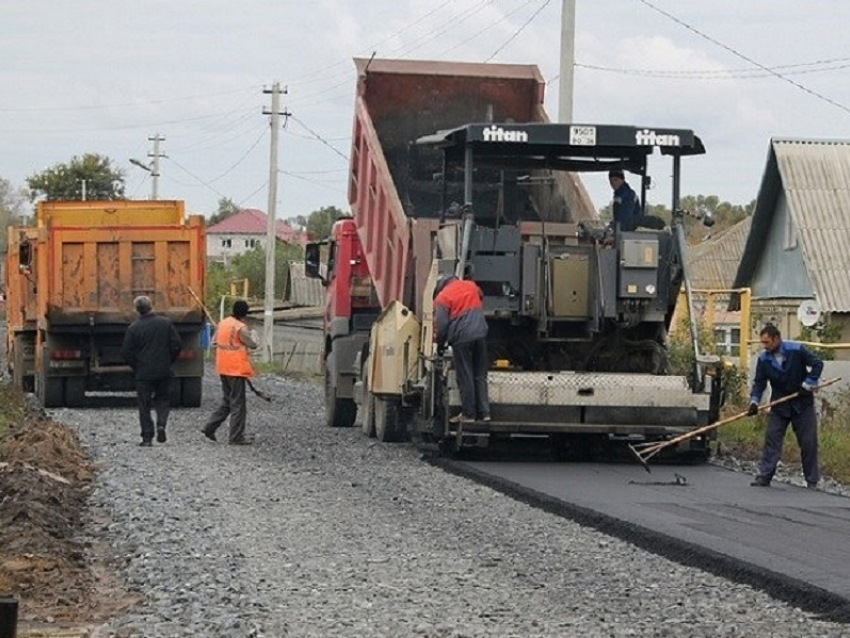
left=0, top=84, right=262, bottom=113
left=286, top=0, right=497, bottom=108
left=637, top=0, right=850, bottom=116
left=284, top=0, right=457, bottom=89
left=279, top=170, right=347, bottom=195
left=288, top=115, right=349, bottom=163
left=208, top=127, right=268, bottom=184
left=439, top=0, right=537, bottom=58
left=484, top=0, right=551, bottom=63
left=166, top=155, right=229, bottom=200
left=575, top=57, right=850, bottom=80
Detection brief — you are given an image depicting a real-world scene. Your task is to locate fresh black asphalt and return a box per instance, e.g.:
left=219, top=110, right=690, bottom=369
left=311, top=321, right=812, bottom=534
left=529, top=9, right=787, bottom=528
left=433, top=458, right=850, bottom=623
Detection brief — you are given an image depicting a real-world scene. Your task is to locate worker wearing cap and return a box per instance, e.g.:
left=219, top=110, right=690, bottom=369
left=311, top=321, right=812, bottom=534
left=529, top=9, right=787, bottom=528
left=747, top=324, right=823, bottom=489
left=608, top=169, right=643, bottom=232
left=433, top=275, right=490, bottom=424
left=202, top=300, right=259, bottom=445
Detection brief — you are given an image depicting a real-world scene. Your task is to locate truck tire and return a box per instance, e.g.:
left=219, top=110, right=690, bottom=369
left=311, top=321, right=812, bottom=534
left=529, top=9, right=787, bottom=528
left=12, top=335, right=34, bottom=393
left=374, top=396, right=411, bottom=443
left=169, top=378, right=182, bottom=407
left=361, top=362, right=376, bottom=438
left=37, top=372, right=64, bottom=408
left=181, top=377, right=202, bottom=408
left=64, top=377, right=86, bottom=407
left=325, top=359, right=357, bottom=428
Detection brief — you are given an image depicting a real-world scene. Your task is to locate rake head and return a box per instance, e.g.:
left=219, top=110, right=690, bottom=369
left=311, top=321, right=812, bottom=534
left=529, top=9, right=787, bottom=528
left=628, top=443, right=652, bottom=473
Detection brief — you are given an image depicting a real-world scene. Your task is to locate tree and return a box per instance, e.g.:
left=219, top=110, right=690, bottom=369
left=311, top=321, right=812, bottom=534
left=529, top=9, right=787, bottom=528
left=302, top=205, right=346, bottom=240
left=231, top=241, right=305, bottom=302
left=27, top=153, right=125, bottom=201
left=209, top=197, right=240, bottom=226
left=0, top=176, right=29, bottom=253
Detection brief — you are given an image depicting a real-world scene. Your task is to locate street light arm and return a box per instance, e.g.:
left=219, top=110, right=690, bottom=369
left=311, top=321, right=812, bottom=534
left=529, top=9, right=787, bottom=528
left=129, top=158, right=151, bottom=172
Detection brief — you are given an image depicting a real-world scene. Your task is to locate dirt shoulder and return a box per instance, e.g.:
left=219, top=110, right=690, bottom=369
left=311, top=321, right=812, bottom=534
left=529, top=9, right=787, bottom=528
left=0, top=386, right=137, bottom=635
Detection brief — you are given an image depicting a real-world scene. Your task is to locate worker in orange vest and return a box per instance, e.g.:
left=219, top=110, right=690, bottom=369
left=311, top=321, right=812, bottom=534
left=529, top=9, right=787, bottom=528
left=202, top=300, right=259, bottom=445
left=433, top=274, right=490, bottom=424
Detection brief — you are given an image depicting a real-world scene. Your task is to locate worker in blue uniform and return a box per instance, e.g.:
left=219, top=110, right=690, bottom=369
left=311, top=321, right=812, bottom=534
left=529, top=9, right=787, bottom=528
left=747, top=324, right=823, bottom=489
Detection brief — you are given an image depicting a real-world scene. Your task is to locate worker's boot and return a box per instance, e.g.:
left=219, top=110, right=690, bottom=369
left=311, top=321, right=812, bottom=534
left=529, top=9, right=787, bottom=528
left=750, top=475, right=771, bottom=487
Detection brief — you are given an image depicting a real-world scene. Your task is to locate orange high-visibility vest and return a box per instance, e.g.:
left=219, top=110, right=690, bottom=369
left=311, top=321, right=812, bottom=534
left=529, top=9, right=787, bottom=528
left=214, top=316, right=253, bottom=377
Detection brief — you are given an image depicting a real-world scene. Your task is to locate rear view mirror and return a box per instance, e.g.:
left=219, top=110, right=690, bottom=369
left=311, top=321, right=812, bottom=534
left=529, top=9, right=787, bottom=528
left=305, top=243, right=324, bottom=281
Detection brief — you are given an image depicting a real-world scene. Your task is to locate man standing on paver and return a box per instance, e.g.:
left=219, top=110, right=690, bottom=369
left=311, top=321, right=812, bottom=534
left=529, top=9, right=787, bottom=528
left=202, top=300, right=259, bottom=445
left=121, top=295, right=183, bottom=446
left=747, top=324, right=824, bottom=489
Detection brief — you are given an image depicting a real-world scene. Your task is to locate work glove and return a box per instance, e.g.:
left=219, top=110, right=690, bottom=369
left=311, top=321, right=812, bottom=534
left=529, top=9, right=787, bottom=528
left=747, top=402, right=759, bottom=417
left=800, top=381, right=817, bottom=393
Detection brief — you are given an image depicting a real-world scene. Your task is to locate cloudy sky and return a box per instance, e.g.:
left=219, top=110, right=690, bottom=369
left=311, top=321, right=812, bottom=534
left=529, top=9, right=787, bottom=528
left=2, top=1, right=849, bottom=221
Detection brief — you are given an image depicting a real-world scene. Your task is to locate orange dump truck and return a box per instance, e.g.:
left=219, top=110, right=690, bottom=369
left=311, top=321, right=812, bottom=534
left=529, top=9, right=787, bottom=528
left=5, top=200, right=206, bottom=408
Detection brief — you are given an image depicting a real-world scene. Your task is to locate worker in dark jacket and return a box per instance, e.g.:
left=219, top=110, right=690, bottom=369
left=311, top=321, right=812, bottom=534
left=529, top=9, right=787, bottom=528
left=608, top=169, right=642, bottom=232
left=121, top=295, right=183, bottom=446
left=747, top=324, right=823, bottom=489
left=433, top=275, right=490, bottom=424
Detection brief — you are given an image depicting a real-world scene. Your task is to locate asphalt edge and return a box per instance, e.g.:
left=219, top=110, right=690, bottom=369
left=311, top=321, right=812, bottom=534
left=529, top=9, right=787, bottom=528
left=429, top=456, right=850, bottom=625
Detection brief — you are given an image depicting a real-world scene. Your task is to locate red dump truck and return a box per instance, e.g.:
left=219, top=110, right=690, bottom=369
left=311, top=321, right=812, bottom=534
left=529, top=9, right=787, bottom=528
left=5, top=200, right=206, bottom=408
left=306, top=58, right=721, bottom=456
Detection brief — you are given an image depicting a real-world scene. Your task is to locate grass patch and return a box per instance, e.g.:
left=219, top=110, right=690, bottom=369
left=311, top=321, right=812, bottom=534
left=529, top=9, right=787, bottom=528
left=717, top=389, right=850, bottom=484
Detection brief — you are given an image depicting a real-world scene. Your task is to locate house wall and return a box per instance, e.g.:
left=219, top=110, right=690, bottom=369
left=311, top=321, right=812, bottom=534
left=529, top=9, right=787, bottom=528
left=207, top=233, right=264, bottom=262
left=750, top=191, right=814, bottom=299
left=748, top=302, right=850, bottom=362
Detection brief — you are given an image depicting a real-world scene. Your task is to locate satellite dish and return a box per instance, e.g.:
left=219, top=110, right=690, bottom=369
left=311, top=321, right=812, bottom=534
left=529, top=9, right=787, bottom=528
left=797, top=299, right=822, bottom=327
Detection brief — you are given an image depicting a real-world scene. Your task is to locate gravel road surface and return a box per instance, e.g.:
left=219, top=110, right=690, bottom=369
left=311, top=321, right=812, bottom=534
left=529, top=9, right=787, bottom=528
left=49, top=369, right=849, bottom=637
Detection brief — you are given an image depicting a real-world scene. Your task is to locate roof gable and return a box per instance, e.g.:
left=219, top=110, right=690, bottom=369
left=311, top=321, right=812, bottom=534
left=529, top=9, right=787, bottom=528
left=688, top=217, right=752, bottom=290
left=732, top=139, right=850, bottom=312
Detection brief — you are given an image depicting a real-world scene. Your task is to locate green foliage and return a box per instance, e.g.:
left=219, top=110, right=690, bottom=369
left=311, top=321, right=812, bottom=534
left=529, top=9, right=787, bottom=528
left=27, top=153, right=125, bottom=201
left=596, top=193, right=754, bottom=242
left=795, top=322, right=840, bottom=361
left=0, top=176, right=29, bottom=252
left=205, top=262, right=233, bottom=317
left=293, top=205, right=346, bottom=241
left=208, top=197, right=240, bottom=226
left=230, top=242, right=305, bottom=302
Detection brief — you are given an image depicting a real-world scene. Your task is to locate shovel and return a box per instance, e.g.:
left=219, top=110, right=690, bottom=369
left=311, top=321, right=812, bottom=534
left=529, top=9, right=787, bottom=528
left=628, top=376, right=841, bottom=472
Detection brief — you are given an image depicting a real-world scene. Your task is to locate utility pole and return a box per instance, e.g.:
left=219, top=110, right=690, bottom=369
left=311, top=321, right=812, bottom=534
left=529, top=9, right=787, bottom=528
left=147, top=133, right=165, bottom=199
left=261, top=83, right=290, bottom=363
left=80, top=179, right=87, bottom=201
left=558, top=0, right=576, bottom=123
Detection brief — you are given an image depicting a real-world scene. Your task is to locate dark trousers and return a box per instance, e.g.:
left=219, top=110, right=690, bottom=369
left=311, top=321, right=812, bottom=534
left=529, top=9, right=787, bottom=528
left=453, top=339, right=490, bottom=419
left=204, top=376, right=248, bottom=443
left=757, top=405, right=819, bottom=484
left=136, top=377, right=172, bottom=442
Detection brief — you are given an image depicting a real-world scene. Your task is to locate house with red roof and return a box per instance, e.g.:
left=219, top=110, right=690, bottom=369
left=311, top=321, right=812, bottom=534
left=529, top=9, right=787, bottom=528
left=206, top=208, right=307, bottom=263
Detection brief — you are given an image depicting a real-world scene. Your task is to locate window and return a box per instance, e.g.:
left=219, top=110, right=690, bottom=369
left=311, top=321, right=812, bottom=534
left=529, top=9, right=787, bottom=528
left=714, top=326, right=741, bottom=357
left=221, top=239, right=232, bottom=248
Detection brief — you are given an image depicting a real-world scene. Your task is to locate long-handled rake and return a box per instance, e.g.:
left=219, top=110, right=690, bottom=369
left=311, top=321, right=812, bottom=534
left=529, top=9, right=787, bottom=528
left=628, top=376, right=841, bottom=472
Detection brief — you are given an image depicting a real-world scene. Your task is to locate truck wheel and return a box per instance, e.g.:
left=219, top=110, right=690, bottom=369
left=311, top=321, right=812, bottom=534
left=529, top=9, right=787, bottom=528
left=325, top=368, right=357, bottom=427
left=64, top=377, right=86, bottom=407
left=37, top=373, right=64, bottom=408
left=12, top=335, right=34, bottom=393
left=181, top=378, right=202, bottom=407
left=374, top=397, right=411, bottom=443
left=361, top=364, right=376, bottom=438
left=169, top=378, right=182, bottom=407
